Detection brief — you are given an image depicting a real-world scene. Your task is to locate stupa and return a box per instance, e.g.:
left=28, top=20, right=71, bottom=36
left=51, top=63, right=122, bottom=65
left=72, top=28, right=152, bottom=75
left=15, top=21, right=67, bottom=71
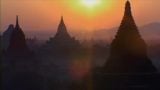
left=104, top=0, right=157, bottom=73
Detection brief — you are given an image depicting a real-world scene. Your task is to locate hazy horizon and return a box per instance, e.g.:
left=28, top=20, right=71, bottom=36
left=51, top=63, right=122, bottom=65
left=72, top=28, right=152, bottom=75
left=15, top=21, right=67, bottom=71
left=1, top=0, right=160, bottom=33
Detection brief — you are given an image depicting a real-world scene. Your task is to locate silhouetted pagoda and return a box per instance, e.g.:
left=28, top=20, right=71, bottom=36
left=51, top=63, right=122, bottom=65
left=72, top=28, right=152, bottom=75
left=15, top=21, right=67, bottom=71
left=104, top=0, right=157, bottom=73
left=2, top=24, right=14, bottom=51
left=85, top=1, right=160, bottom=89
left=48, top=16, right=79, bottom=49
left=7, top=16, right=31, bottom=57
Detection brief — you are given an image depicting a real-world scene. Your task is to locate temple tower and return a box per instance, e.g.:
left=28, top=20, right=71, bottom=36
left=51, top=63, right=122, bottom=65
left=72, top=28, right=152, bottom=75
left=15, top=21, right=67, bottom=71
left=7, top=16, right=30, bottom=57
left=48, top=16, right=79, bottom=48
left=104, top=0, right=157, bottom=73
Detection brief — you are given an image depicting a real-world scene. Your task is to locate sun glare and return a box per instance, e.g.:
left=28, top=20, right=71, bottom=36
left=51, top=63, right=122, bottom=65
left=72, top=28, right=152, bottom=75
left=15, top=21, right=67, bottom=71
left=67, top=0, right=115, bottom=18
left=82, top=0, right=101, bottom=8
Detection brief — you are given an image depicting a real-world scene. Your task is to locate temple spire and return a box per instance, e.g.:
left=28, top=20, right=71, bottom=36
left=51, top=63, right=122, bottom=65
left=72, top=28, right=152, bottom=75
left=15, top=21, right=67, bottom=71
left=124, top=0, right=132, bottom=17
left=15, top=15, right=20, bottom=29
left=60, top=16, right=65, bottom=25
left=61, top=16, right=63, bottom=21
left=104, top=0, right=157, bottom=73
left=119, top=0, right=136, bottom=30
left=48, top=16, right=79, bottom=48
left=57, top=16, right=67, bottom=33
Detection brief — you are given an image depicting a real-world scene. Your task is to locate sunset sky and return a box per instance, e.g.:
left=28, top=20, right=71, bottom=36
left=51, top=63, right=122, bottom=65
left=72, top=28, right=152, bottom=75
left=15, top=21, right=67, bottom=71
left=1, top=0, right=160, bottom=33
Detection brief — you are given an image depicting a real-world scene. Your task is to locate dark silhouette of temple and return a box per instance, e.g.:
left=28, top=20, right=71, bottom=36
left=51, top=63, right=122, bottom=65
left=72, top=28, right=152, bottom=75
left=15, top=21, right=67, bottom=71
left=2, top=16, right=41, bottom=90
left=2, top=1, right=160, bottom=90
left=7, top=16, right=31, bottom=57
left=2, top=24, right=14, bottom=51
left=104, top=0, right=157, bottom=73
left=48, top=16, right=79, bottom=48
left=47, top=16, right=79, bottom=50
left=84, top=1, right=160, bottom=90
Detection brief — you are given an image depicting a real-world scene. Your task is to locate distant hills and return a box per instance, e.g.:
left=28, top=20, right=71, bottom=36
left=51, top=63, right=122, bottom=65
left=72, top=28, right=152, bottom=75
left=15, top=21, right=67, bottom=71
left=21, top=22, right=160, bottom=42
left=140, top=22, right=160, bottom=40
left=91, top=22, right=160, bottom=41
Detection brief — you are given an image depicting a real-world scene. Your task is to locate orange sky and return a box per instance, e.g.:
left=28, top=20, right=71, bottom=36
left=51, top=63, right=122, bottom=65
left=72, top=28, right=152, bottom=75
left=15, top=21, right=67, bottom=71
left=1, top=0, right=160, bottom=32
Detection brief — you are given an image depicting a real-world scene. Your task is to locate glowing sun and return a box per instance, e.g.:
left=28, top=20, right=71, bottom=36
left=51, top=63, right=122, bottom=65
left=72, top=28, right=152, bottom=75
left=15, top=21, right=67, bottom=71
left=67, top=0, right=114, bottom=17
left=82, top=0, right=101, bottom=8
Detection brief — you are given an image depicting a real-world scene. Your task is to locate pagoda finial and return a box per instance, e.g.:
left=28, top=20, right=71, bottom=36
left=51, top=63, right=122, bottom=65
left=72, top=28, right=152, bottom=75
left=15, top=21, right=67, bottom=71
left=57, top=16, right=67, bottom=31
left=15, top=15, right=20, bottom=29
left=124, top=0, right=131, bottom=16
left=60, top=16, right=64, bottom=24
